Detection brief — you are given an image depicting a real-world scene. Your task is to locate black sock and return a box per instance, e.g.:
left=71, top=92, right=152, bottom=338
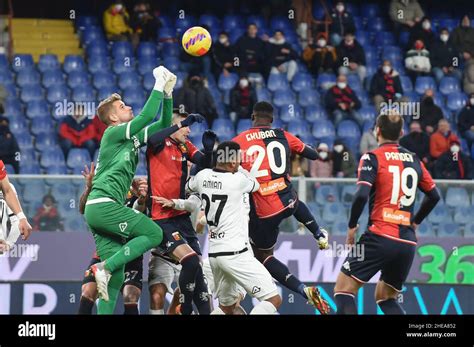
left=334, top=293, right=357, bottom=314
left=378, top=298, right=405, bottom=315
left=123, top=303, right=139, bottom=315
left=193, top=265, right=211, bottom=315
left=263, top=256, right=307, bottom=299
left=178, top=254, right=200, bottom=315
left=77, top=296, right=94, bottom=315
left=293, top=201, right=322, bottom=238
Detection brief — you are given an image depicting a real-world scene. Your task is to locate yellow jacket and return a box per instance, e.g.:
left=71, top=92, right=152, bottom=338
left=103, top=5, right=132, bottom=36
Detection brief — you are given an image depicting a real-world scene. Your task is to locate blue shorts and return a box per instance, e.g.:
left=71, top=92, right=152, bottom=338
left=154, top=214, right=201, bottom=257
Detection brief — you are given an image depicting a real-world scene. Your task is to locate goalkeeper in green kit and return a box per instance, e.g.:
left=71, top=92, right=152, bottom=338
left=84, top=66, right=187, bottom=314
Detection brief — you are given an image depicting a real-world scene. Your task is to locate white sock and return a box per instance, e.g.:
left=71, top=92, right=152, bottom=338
left=150, top=309, right=164, bottom=315
left=210, top=307, right=226, bottom=315
left=250, top=301, right=277, bottom=315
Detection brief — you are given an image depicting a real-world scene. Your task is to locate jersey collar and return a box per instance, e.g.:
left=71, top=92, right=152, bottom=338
left=379, top=141, right=399, bottom=147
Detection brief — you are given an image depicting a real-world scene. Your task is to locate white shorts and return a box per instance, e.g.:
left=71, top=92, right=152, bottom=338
left=202, top=258, right=246, bottom=300
left=148, top=254, right=181, bottom=294
left=209, top=250, right=278, bottom=307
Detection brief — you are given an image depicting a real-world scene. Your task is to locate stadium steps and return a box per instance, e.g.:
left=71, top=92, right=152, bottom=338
left=11, top=18, right=82, bottom=62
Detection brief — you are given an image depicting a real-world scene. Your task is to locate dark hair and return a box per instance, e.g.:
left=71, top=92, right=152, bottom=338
left=215, top=141, right=241, bottom=165
left=440, top=27, right=449, bottom=33
left=172, top=108, right=188, bottom=118
left=376, top=112, right=404, bottom=141
left=252, top=101, right=273, bottom=119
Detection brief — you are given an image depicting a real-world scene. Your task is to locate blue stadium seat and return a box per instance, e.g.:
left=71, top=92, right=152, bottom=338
left=267, top=73, right=289, bottom=92
left=366, top=17, right=386, bottom=32
left=374, top=31, right=396, bottom=46
left=19, top=162, right=41, bottom=174
left=11, top=54, right=34, bottom=72
left=212, top=119, right=235, bottom=141
left=361, top=3, right=380, bottom=17
left=222, top=14, right=242, bottom=32
left=40, top=148, right=65, bottom=167
left=35, top=133, right=58, bottom=151
left=162, top=56, right=180, bottom=72
left=4, top=99, right=22, bottom=117
left=316, top=73, right=336, bottom=91
left=161, top=42, right=180, bottom=57
left=137, top=57, right=161, bottom=76
left=30, top=116, right=54, bottom=136
left=270, top=16, right=292, bottom=32
left=42, top=69, right=64, bottom=88
left=22, top=181, right=47, bottom=203
left=38, top=54, right=60, bottom=72
left=415, top=76, right=436, bottom=95
left=81, top=27, right=105, bottom=45
left=439, top=76, right=461, bottom=96
left=428, top=205, right=451, bottom=224
left=112, top=57, right=136, bottom=74
left=437, top=222, right=462, bottom=237
left=9, top=118, right=28, bottom=134
left=298, top=89, right=320, bottom=108
left=236, top=119, right=252, bottom=133
left=26, top=100, right=49, bottom=118
left=63, top=55, right=86, bottom=74
left=46, top=84, right=69, bottom=104
left=135, top=163, right=147, bottom=176
left=175, top=15, right=197, bottom=33
left=287, top=120, right=311, bottom=137
left=464, top=222, right=474, bottom=237
left=72, top=85, right=95, bottom=102
left=447, top=92, right=467, bottom=112
left=0, top=69, right=14, bottom=85
left=322, top=202, right=346, bottom=224
left=111, top=41, right=134, bottom=59
left=312, top=120, right=335, bottom=139
left=96, top=85, right=120, bottom=100
left=20, top=85, right=43, bottom=103
left=291, top=72, right=313, bottom=92
left=123, top=88, right=145, bottom=105
left=315, top=185, right=339, bottom=205
left=416, top=222, right=436, bottom=237
left=199, top=14, right=221, bottom=30
left=4, top=83, right=18, bottom=101
left=355, top=31, right=370, bottom=46
left=445, top=187, right=470, bottom=209
left=16, top=69, right=40, bottom=87
left=0, top=54, right=8, bottom=69
left=92, top=71, right=116, bottom=89
left=304, top=106, right=328, bottom=122
left=157, top=27, right=176, bottom=41
left=118, top=71, right=141, bottom=90
left=88, top=57, right=110, bottom=74
left=273, top=90, right=296, bottom=107
left=337, top=120, right=361, bottom=139
left=382, top=46, right=403, bottom=62
left=45, top=164, right=68, bottom=175
left=67, top=148, right=91, bottom=169
left=218, top=72, right=239, bottom=91
left=86, top=41, right=108, bottom=58
left=358, top=106, right=377, bottom=124
left=17, top=148, right=36, bottom=164
left=257, top=88, right=271, bottom=102
left=142, top=73, right=155, bottom=90
left=453, top=206, right=474, bottom=225
left=246, top=15, right=266, bottom=29
left=332, top=220, right=349, bottom=235
left=67, top=70, right=89, bottom=89
left=279, top=104, right=303, bottom=122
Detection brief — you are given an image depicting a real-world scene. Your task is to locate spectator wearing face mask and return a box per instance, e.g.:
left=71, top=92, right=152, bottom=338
left=457, top=94, right=474, bottom=148
left=336, top=31, right=366, bottom=82
left=405, top=39, right=431, bottom=84
left=309, top=143, right=333, bottom=178
left=360, top=125, right=378, bottom=154
left=430, top=119, right=460, bottom=160
left=369, top=60, right=405, bottom=113
left=332, top=139, right=356, bottom=178
left=234, top=24, right=268, bottom=84
left=418, top=88, right=444, bottom=134
left=430, top=28, right=463, bottom=83
left=434, top=140, right=472, bottom=179
left=408, top=17, right=435, bottom=50
left=268, top=30, right=299, bottom=82
left=325, top=74, right=361, bottom=125
left=0, top=116, right=20, bottom=174
left=103, top=1, right=134, bottom=41
left=130, top=1, right=158, bottom=42
left=399, top=121, right=430, bottom=164
left=33, top=194, right=64, bottom=232
left=302, top=33, right=337, bottom=76
left=211, top=32, right=235, bottom=80
left=58, top=110, right=97, bottom=159
left=451, top=15, right=474, bottom=57
left=175, top=74, right=218, bottom=127
left=325, top=1, right=356, bottom=46
left=230, top=76, right=257, bottom=121
left=389, top=0, right=424, bottom=41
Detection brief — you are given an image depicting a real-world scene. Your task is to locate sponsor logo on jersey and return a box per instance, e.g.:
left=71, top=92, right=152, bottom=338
left=382, top=208, right=411, bottom=226
left=209, top=230, right=225, bottom=239
left=119, top=222, right=128, bottom=232
left=360, top=165, right=373, bottom=171
left=258, top=177, right=287, bottom=196
left=343, top=261, right=351, bottom=271
left=361, top=153, right=370, bottom=161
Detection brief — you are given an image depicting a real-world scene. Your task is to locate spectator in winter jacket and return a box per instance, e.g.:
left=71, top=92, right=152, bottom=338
left=302, top=33, right=337, bottom=76
left=451, top=15, right=474, bottom=57
left=175, top=74, right=217, bottom=127
left=92, top=114, right=107, bottom=143
left=58, top=111, right=97, bottom=159
left=418, top=89, right=444, bottom=134
left=369, top=60, right=405, bottom=113
left=332, top=139, right=356, bottom=177
left=389, top=0, right=424, bottom=41
left=103, top=1, right=134, bottom=41
left=434, top=139, right=473, bottom=179
left=326, top=1, right=356, bottom=46
left=430, top=28, right=463, bottom=83
left=336, top=31, right=366, bottom=82
left=0, top=116, right=20, bottom=173
left=463, top=51, right=474, bottom=94
left=129, top=1, right=158, bottom=42
left=408, top=17, right=435, bottom=50
left=230, top=76, right=257, bottom=121
left=405, top=39, right=431, bottom=84
left=33, top=194, right=64, bottom=232
left=325, top=74, right=361, bottom=125
left=430, top=119, right=460, bottom=159
left=211, top=32, right=236, bottom=80
left=457, top=94, right=474, bottom=147
left=268, top=30, right=299, bottom=82
left=309, top=142, right=333, bottom=180
left=399, top=121, right=430, bottom=164
left=234, top=24, right=267, bottom=84
left=359, top=125, right=378, bottom=154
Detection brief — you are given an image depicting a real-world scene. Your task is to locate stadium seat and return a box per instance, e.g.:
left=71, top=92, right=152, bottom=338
left=112, top=57, right=136, bottom=74
left=291, top=73, right=313, bottom=92
left=358, top=106, right=376, bottom=124
left=86, top=41, right=108, bottom=58
left=212, top=119, right=235, bottom=141
left=273, top=90, right=296, bottom=107
left=9, top=118, right=28, bottom=134
left=287, top=120, right=311, bottom=137
left=40, top=148, right=65, bottom=168
left=337, top=120, right=361, bottom=140
left=374, top=31, right=396, bottom=46
left=19, top=162, right=41, bottom=174
left=67, top=148, right=91, bottom=169
left=30, top=116, right=54, bottom=136
left=304, top=106, right=328, bottom=122
left=415, top=76, right=436, bottom=95
left=63, top=55, right=86, bottom=74
left=22, top=181, right=47, bottom=203
left=428, top=205, right=451, bottom=224
left=312, top=119, right=335, bottom=139
left=138, top=57, right=161, bottom=76
left=42, top=69, right=65, bottom=88
left=246, top=15, right=266, bottom=29
left=96, top=85, right=121, bottom=100
left=464, top=222, right=474, bottom=237
left=270, top=16, right=292, bottom=32
left=175, top=15, right=197, bottom=33
left=123, top=88, right=145, bottom=105
left=50, top=182, right=77, bottom=198
left=437, top=222, right=462, bottom=237
left=38, top=54, right=60, bottom=72
left=279, top=104, right=302, bottom=122
left=322, top=202, right=346, bottom=224
left=416, top=222, right=436, bottom=237
left=222, top=14, right=242, bottom=32
left=72, top=85, right=95, bottom=102
left=447, top=92, right=467, bottom=112
left=366, top=17, right=386, bottom=32
left=316, top=73, right=336, bottom=91
left=46, top=84, right=70, bottom=104
left=67, top=71, right=90, bottom=89
left=16, top=69, right=41, bottom=87
left=142, top=73, right=155, bottom=90
left=5, top=99, right=22, bottom=117
left=0, top=69, right=14, bottom=86
left=111, top=41, right=134, bottom=59
left=26, top=100, right=49, bottom=118
left=445, top=187, right=470, bottom=209
left=93, top=71, right=116, bottom=89
left=315, top=185, right=339, bottom=205
left=11, top=54, right=34, bottom=72
left=88, top=58, right=110, bottom=74
left=162, top=56, right=180, bottom=72
left=341, top=184, right=357, bottom=206
left=65, top=217, right=89, bottom=233
left=236, top=119, right=252, bottom=133
left=298, top=89, right=320, bottom=108
left=330, top=220, right=348, bottom=235
left=267, top=73, right=289, bottom=92
left=118, top=71, right=141, bottom=90
left=20, top=85, right=43, bottom=103
left=199, top=14, right=221, bottom=30
left=157, top=27, right=176, bottom=41
left=81, top=27, right=105, bottom=45
left=218, top=72, right=239, bottom=91
left=35, top=133, right=58, bottom=152
left=257, top=88, right=271, bottom=102
left=439, top=76, right=461, bottom=96
left=453, top=206, right=474, bottom=225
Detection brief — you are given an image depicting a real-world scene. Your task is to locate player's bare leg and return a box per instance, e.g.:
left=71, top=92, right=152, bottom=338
left=333, top=272, right=363, bottom=314
left=149, top=283, right=168, bottom=314
left=123, top=284, right=141, bottom=315
left=78, top=282, right=97, bottom=314
left=250, top=294, right=282, bottom=315
left=375, top=280, right=405, bottom=314
left=168, top=287, right=181, bottom=314
left=252, top=245, right=330, bottom=314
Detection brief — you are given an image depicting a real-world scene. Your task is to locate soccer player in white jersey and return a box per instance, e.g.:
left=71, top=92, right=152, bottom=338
left=185, top=141, right=281, bottom=314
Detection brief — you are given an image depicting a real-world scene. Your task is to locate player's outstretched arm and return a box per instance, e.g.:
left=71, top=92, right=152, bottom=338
left=151, top=194, right=202, bottom=213
left=147, top=114, right=205, bottom=148
left=190, top=130, right=217, bottom=170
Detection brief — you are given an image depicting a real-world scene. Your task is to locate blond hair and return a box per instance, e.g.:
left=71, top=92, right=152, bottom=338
left=97, top=93, right=122, bottom=125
